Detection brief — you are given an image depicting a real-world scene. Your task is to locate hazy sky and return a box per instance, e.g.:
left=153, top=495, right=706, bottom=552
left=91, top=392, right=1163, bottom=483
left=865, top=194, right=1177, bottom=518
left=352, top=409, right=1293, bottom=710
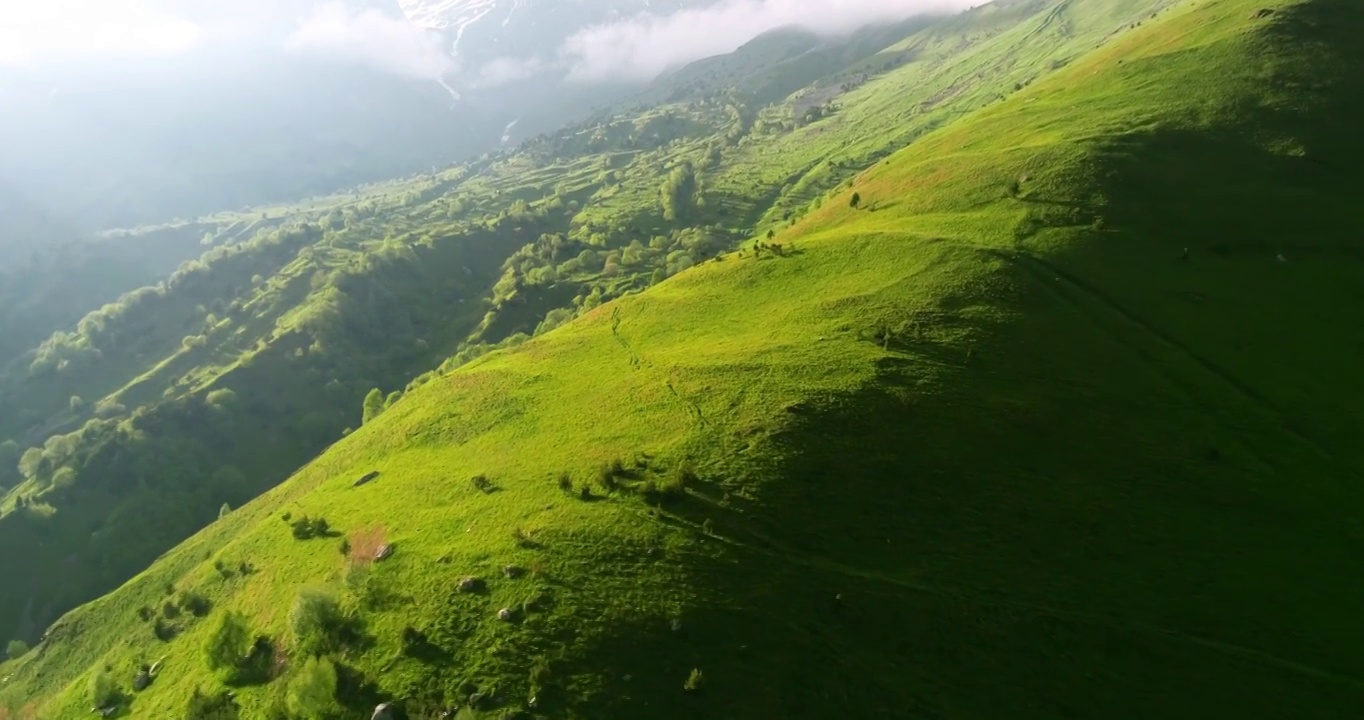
left=0, top=0, right=200, bottom=66
left=286, top=2, right=455, bottom=80
left=561, top=0, right=975, bottom=82
left=0, top=0, right=974, bottom=84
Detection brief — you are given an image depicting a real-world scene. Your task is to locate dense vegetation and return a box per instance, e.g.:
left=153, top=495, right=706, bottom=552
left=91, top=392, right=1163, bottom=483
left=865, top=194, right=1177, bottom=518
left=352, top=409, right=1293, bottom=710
left=5, top=0, right=1363, bottom=717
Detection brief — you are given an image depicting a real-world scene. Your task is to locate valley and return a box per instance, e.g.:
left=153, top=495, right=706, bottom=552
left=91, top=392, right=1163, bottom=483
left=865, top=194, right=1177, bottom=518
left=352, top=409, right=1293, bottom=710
left=1, top=0, right=1361, bottom=718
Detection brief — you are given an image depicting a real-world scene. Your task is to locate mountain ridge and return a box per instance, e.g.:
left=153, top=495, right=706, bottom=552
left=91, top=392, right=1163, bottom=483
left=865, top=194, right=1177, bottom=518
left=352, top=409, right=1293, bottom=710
left=7, top=0, right=1363, bottom=718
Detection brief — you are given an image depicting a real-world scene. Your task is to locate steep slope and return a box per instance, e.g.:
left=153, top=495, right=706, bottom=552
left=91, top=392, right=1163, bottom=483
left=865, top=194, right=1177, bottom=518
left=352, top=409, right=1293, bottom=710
left=0, top=0, right=1134, bottom=651
left=5, top=0, right=1360, bottom=717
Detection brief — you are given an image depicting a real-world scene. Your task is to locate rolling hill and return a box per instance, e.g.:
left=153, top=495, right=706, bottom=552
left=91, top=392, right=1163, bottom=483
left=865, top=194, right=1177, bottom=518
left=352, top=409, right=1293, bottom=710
left=4, top=0, right=1363, bottom=717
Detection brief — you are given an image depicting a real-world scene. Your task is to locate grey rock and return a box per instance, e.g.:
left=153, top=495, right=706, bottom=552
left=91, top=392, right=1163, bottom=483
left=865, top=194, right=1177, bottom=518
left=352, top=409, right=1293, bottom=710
left=457, top=576, right=484, bottom=593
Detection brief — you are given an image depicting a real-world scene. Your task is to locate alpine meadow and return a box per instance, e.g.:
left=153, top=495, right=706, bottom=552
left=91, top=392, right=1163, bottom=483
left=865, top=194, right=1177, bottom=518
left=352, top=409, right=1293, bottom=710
left=2, top=0, right=1362, bottom=718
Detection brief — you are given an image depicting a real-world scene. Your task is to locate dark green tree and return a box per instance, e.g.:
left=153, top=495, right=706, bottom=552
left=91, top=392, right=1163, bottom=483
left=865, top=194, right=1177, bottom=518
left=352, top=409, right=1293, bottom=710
left=202, top=611, right=253, bottom=682
left=286, top=656, right=339, bottom=720
left=361, top=388, right=385, bottom=425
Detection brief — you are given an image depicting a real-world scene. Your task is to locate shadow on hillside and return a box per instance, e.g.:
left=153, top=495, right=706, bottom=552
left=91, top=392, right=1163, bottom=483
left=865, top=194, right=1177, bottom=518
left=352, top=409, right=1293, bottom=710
left=470, top=7, right=1364, bottom=719
left=336, top=660, right=394, bottom=716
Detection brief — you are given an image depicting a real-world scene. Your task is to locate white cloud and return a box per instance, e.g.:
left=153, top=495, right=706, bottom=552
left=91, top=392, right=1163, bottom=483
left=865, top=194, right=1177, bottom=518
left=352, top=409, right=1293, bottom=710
left=472, top=55, right=546, bottom=88
left=561, top=0, right=974, bottom=83
left=0, top=0, right=200, bottom=66
left=285, top=2, right=453, bottom=80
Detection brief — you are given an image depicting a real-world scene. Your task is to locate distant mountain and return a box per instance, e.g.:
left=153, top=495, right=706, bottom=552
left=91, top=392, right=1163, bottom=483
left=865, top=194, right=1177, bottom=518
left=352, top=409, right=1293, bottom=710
left=0, top=52, right=489, bottom=233
left=0, top=0, right=717, bottom=235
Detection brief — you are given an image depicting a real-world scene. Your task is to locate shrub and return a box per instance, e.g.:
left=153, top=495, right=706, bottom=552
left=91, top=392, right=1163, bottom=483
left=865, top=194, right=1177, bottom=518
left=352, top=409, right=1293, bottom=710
left=286, top=656, right=340, bottom=720
left=660, top=464, right=696, bottom=498
left=470, top=475, right=493, bottom=493
left=596, top=463, right=619, bottom=493
left=89, top=668, right=119, bottom=708
left=361, top=388, right=386, bottom=425
left=290, top=516, right=331, bottom=540
left=180, top=591, right=213, bottom=617
left=290, top=588, right=352, bottom=656
left=184, top=687, right=241, bottom=720
left=557, top=472, right=573, bottom=493
left=5, top=640, right=29, bottom=660
left=684, top=668, right=705, bottom=693
left=205, top=389, right=237, bottom=407
left=153, top=618, right=178, bottom=642
left=202, top=612, right=253, bottom=682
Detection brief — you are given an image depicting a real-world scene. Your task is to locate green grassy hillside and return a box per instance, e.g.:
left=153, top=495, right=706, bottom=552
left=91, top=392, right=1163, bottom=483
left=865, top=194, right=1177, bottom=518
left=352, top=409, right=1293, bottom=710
left=0, top=0, right=1159, bottom=650
left=7, top=0, right=1364, bottom=717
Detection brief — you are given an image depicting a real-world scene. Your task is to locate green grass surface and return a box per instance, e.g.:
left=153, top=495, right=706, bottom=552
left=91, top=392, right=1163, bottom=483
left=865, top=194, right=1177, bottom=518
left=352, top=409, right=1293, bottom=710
left=6, top=0, right=1364, bottom=717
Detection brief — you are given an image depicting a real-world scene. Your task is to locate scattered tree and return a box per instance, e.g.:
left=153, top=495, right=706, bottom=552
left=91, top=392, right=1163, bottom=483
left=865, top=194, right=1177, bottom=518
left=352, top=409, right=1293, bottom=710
left=286, top=656, right=340, bottom=720
left=6, top=640, right=29, bottom=660
left=290, top=516, right=332, bottom=540
left=179, top=590, right=213, bottom=617
left=361, top=388, right=386, bottom=425
left=290, top=588, right=350, bottom=656
left=184, top=687, right=241, bottom=720
left=205, top=389, right=237, bottom=407
left=684, top=668, right=705, bottom=692
left=660, top=162, right=698, bottom=221
left=202, top=611, right=253, bottom=682
left=850, top=192, right=862, bottom=209
left=88, top=668, right=119, bottom=708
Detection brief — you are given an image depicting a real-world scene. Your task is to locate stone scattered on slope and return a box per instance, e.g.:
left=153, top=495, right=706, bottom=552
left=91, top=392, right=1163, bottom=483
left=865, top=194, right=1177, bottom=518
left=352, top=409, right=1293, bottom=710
left=502, top=564, right=525, bottom=579
left=372, top=702, right=395, bottom=720
left=375, top=544, right=395, bottom=561
left=133, top=668, right=151, bottom=691
left=497, top=608, right=513, bottom=622
left=457, top=576, right=484, bottom=593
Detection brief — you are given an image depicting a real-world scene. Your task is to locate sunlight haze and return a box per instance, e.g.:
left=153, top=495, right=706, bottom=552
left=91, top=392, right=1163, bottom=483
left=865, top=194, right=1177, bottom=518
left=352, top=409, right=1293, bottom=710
left=0, top=0, right=201, bottom=65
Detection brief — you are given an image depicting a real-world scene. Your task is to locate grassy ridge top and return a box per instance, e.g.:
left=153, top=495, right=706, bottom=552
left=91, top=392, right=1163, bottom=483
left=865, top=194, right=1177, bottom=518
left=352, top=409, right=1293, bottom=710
left=6, top=0, right=1364, bottom=717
